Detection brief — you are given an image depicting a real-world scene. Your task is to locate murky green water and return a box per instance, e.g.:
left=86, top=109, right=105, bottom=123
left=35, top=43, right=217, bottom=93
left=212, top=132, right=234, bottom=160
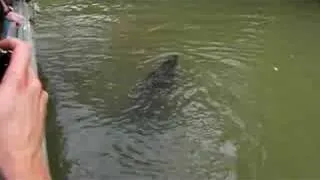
left=35, top=0, right=320, bottom=179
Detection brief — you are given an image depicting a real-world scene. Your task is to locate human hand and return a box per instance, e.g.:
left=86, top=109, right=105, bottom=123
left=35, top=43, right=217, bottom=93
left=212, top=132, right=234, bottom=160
left=0, top=38, right=50, bottom=180
left=5, top=11, right=24, bottom=26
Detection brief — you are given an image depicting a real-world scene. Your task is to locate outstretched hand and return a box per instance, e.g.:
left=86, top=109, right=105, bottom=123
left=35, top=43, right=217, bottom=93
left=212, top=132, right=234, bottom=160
left=0, top=38, right=50, bottom=180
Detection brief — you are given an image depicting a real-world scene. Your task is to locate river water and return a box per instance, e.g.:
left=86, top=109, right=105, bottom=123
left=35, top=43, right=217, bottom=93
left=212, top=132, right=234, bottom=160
left=35, top=0, right=320, bottom=179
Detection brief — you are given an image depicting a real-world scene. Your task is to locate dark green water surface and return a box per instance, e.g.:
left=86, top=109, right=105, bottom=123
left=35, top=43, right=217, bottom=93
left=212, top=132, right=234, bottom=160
left=35, top=0, right=320, bottom=179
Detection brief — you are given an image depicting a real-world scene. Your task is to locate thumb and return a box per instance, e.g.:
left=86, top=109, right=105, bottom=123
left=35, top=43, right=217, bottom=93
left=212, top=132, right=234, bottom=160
left=0, top=39, right=31, bottom=89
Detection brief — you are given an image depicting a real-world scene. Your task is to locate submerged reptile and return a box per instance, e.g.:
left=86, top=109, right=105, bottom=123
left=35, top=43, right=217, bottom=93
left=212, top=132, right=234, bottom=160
left=114, top=53, right=180, bottom=135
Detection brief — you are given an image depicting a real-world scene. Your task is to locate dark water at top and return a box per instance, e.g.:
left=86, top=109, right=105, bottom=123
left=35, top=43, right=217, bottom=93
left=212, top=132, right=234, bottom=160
left=35, top=0, right=320, bottom=179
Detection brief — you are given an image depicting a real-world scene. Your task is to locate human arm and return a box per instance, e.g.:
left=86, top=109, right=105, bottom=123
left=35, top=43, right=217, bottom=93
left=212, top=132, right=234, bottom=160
left=0, top=38, right=51, bottom=180
left=0, top=0, right=24, bottom=26
left=0, top=0, right=10, bottom=14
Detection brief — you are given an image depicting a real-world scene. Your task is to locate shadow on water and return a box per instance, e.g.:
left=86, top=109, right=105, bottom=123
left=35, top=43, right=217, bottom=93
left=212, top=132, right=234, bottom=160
left=38, top=66, right=71, bottom=180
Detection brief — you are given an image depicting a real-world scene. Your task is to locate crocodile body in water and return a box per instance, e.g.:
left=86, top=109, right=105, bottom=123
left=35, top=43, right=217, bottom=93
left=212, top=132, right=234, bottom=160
left=114, top=53, right=180, bottom=135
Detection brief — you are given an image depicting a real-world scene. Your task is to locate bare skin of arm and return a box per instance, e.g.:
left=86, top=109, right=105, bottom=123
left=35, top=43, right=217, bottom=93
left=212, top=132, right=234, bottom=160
left=0, top=38, right=51, bottom=180
left=0, top=0, right=9, bottom=12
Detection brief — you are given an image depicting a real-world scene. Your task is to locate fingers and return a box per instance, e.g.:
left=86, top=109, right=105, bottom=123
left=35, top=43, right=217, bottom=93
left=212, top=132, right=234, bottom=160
left=39, top=90, right=48, bottom=127
left=27, top=66, right=36, bottom=87
left=6, top=12, right=25, bottom=27
left=0, top=38, right=48, bottom=117
left=0, top=38, right=31, bottom=88
left=41, top=91, right=48, bottom=115
left=29, top=68, right=48, bottom=128
left=0, top=38, right=23, bottom=51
